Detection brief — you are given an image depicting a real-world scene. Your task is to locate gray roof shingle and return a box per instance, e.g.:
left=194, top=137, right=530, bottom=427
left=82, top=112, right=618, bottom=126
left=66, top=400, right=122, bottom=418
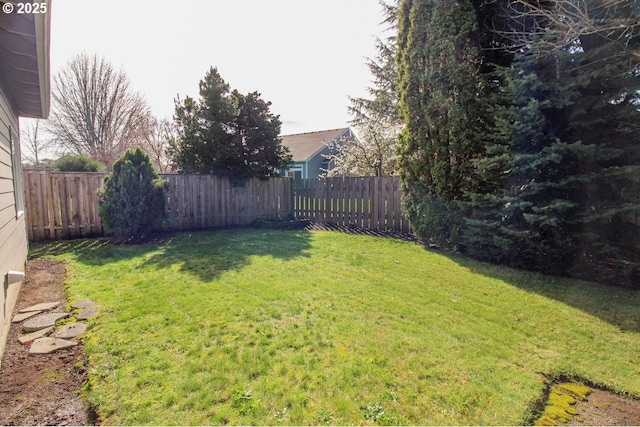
left=280, top=128, right=350, bottom=162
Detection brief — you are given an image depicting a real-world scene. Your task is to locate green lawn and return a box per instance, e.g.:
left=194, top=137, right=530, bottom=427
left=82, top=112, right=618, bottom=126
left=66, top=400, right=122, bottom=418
left=31, top=229, right=640, bottom=425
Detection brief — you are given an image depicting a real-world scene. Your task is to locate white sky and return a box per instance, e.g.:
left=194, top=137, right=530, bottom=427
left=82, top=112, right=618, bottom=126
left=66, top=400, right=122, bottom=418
left=44, top=0, right=388, bottom=136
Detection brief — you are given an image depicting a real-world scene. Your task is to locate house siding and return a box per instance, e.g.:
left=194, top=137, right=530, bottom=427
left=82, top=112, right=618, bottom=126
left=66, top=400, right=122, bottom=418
left=0, top=82, right=28, bottom=361
left=281, top=128, right=355, bottom=179
left=311, top=145, right=335, bottom=178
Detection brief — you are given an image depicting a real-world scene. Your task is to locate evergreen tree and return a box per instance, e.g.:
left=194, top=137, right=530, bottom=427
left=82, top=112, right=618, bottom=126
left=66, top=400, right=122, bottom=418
left=230, top=90, right=292, bottom=179
left=98, top=148, right=167, bottom=242
left=397, top=0, right=640, bottom=284
left=545, top=29, right=640, bottom=282
left=397, top=0, right=486, bottom=247
left=169, top=67, right=292, bottom=180
left=329, top=1, right=402, bottom=177
left=348, top=1, right=400, bottom=126
left=463, top=3, right=640, bottom=283
left=463, top=54, right=583, bottom=273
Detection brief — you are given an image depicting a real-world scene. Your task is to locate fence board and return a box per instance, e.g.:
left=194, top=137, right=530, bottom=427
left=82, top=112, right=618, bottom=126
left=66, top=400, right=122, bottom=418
left=73, top=176, right=82, bottom=235
left=49, top=172, right=61, bottom=239
left=371, top=177, right=379, bottom=230
left=379, top=177, right=387, bottom=230
left=392, top=177, right=400, bottom=232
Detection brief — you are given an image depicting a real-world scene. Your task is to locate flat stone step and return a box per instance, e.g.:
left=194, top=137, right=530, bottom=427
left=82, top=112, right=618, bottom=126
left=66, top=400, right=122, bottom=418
left=54, top=323, right=87, bottom=339
left=29, top=337, right=77, bottom=354
left=18, top=326, right=55, bottom=344
left=12, top=310, right=42, bottom=323
left=19, top=301, right=60, bottom=313
left=77, top=306, right=99, bottom=320
left=71, top=299, right=95, bottom=309
left=22, top=312, right=70, bottom=332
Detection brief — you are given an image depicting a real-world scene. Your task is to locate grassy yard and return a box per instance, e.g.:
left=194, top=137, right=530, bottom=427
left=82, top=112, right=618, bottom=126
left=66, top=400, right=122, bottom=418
left=31, top=229, right=640, bottom=425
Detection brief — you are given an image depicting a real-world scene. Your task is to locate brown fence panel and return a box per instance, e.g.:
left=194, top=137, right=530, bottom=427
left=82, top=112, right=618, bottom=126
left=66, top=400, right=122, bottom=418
left=23, top=170, right=108, bottom=241
left=293, top=176, right=411, bottom=234
left=156, top=174, right=294, bottom=231
left=24, top=170, right=295, bottom=242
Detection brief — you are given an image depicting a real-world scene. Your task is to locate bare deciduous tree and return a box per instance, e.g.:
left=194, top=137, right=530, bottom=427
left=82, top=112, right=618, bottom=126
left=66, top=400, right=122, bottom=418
left=20, top=119, right=52, bottom=166
left=491, top=0, right=640, bottom=65
left=47, top=53, right=152, bottom=167
left=136, top=117, right=176, bottom=173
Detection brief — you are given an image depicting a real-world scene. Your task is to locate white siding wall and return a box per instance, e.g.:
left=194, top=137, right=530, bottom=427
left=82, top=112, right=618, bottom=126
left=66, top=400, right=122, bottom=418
left=0, top=82, right=28, bottom=362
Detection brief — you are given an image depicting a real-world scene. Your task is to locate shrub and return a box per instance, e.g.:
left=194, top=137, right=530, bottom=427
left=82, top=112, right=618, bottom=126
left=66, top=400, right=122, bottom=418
left=54, top=154, right=105, bottom=172
left=98, top=148, right=167, bottom=242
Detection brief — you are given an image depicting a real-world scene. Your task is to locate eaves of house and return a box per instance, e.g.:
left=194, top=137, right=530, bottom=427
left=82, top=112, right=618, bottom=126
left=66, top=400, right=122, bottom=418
left=0, top=2, right=51, bottom=118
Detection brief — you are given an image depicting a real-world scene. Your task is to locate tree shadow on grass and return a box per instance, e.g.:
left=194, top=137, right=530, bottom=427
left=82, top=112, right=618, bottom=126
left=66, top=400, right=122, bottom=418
left=276, top=222, right=640, bottom=334
left=29, top=228, right=313, bottom=283
left=141, top=228, right=313, bottom=282
left=437, top=250, right=640, bottom=334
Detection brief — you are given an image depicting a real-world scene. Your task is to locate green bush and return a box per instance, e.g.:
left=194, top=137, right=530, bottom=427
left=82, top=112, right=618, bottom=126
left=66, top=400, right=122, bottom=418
left=54, top=154, right=105, bottom=172
left=98, top=148, right=167, bottom=242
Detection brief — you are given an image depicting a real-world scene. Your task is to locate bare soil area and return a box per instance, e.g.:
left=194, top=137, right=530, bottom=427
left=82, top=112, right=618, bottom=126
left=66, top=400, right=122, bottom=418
left=1, top=258, right=639, bottom=425
left=568, top=388, right=640, bottom=426
left=0, top=258, right=95, bottom=426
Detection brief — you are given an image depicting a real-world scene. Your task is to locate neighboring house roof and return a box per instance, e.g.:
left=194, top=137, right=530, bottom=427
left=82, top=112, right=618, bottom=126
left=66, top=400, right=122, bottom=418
left=281, top=128, right=350, bottom=162
left=0, top=2, right=51, bottom=118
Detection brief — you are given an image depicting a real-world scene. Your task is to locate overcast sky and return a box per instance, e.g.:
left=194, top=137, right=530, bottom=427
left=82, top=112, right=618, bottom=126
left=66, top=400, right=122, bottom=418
left=42, top=0, right=388, bottom=136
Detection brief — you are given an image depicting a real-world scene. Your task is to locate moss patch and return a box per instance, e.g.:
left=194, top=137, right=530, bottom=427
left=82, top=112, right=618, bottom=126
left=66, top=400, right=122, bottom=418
left=535, top=382, right=592, bottom=426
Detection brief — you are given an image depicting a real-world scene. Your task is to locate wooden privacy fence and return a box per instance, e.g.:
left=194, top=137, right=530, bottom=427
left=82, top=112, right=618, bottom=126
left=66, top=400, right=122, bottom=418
left=162, top=174, right=292, bottom=231
left=23, top=170, right=410, bottom=242
left=23, top=169, right=293, bottom=241
left=293, top=176, right=411, bottom=234
left=23, top=170, right=105, bottom=241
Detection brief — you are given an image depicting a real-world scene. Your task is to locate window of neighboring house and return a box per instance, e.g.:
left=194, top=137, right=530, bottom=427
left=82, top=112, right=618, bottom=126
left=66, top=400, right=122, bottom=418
left=9, top=125, right=25, bottom=218
left=287, top=170, right=302, bottom=180
left=287, top=165, right=303, bottom=180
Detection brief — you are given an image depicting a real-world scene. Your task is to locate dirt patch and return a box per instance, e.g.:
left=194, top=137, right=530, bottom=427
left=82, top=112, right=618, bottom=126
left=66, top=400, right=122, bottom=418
left=0, top=258, right=96, bottom=426
left=1, top=258, right=639, bottom=426
left=568, top=388, right=640, bottom=426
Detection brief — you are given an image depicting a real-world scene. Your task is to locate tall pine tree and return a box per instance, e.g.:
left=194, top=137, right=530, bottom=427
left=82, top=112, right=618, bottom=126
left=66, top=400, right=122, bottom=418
left=397, top=0, right=486, bottom=247
left=169, top=67, right=292, bottom=180
left=397, top=0, right=640, bottom=284
left=462, top=54, right=584, bottom=274
left=464, top=1, right=640, bottom=283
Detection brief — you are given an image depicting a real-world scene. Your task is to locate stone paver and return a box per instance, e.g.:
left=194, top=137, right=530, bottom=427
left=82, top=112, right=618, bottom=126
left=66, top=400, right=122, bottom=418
left=54, top=323, right=87, bottom=339
left=29, top=337, right=77, bottom=354
left=71, top=299, right=95, bottom=309
left=12, top=310, right=42, bottom=323
left=22, top=312, right=70, bottom=332
left=18, top=326, right=54, bottom=344
left=77, top=306, right=99, bottom=320
left=18, top=301, right=60, bottom=313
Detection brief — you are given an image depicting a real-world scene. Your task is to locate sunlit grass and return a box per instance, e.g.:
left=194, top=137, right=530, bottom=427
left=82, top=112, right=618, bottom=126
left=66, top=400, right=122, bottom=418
left=31, top=228, right=640, bottom=425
